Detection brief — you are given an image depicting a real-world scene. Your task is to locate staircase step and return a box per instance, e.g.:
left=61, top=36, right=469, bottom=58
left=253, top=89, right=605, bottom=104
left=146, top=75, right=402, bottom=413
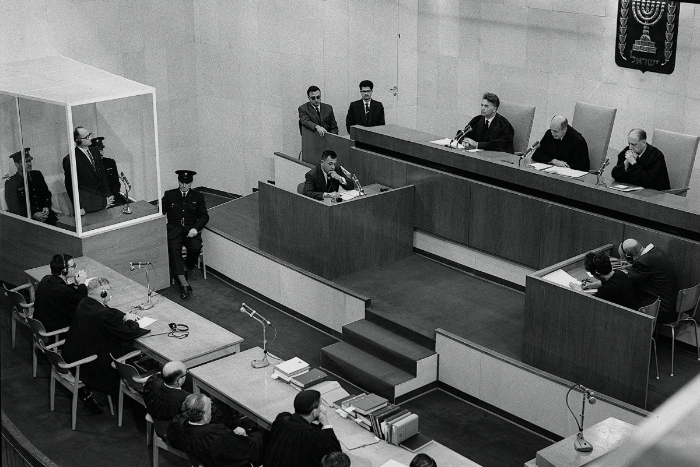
left=365, top=307, right=436, bottom=351
left=342, top=320, right=435, bottom=376
left=321, top=342, right=414, bottom=402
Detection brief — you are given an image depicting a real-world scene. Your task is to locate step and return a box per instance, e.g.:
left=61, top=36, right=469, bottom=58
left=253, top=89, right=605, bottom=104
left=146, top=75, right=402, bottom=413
left=365, top=307, right=436, bottom=351
left=321, top=342, right=413, bottom=402
left=342, top=320, right=436, bottom=376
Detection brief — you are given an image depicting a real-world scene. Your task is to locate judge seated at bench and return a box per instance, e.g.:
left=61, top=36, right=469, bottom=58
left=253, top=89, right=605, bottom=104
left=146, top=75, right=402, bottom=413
left=570, top=251, right=638, bottom=309
left=531, top=116, right=590, bottom=171
left=611, top=129, right=670, bottom=191
left=302, top=150, right=354, bottom=200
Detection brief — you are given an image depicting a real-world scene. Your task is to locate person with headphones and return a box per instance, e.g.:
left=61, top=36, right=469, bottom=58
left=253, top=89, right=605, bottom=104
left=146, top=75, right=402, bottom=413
left=62, top=277, right=148, bottom=415
left=32, top=254, right=88, bottom=332
left=571, top=251, right=638, bottom=309
left=62, top=126, right=114, bottom=213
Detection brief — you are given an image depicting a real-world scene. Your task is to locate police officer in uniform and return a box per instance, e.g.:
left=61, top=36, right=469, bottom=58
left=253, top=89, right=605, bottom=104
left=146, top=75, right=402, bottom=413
left=162, top=170, right=209, bottom=299
left=4, top=148, right=57, bottom=225
left=90, top=137, right=127, bottom=205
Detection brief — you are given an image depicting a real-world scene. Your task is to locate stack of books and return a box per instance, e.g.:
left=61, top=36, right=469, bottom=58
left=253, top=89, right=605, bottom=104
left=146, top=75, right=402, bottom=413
left=289, top=368, right=328, bottom=390
left=272, top=357, right=309, bottom=382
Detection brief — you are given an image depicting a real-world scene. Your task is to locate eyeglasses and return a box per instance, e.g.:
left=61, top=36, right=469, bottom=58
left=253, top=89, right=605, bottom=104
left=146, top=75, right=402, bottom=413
left=309, top=95, right=322, bottom=100
left=360, top=90, right=373, bottom=94
left=79, top=132, right=92, bottom=140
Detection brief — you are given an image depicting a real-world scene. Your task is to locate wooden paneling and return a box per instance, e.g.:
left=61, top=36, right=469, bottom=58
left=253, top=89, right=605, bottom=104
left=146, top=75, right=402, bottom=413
left=0, top=214, right=82, bottom=286
left=407, top=166, right=471, bottom=245
left=523, top=275, right=653, bottom=408
left=81, top=216, right=169, bottom=291
left=329, top=186, right=414, bottom=278
left=538, top=204, right=625, bottom=268
left=348, top=148, right=408, bottom=189
left=469, top=184, right=544, bottom=268
left=622, top=224, right=700, bottom=289
left=301, top=128, right=353, bottom=166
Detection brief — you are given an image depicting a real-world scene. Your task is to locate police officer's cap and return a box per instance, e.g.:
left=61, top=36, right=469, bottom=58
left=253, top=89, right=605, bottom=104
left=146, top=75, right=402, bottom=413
left=9, top=148, right=31, bottom=163
left=90, top=137, right=105, bottom=150
left=176, top=170, right=197, bottom=183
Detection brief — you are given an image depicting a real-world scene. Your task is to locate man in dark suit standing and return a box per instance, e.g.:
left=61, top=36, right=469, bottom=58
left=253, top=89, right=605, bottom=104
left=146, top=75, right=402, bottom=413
left=460, top=92, right=515, bottom=154
left=532, top=115, right=590, bottom=171
left=619, top=239, right=679, bottom=324
left=63, top=126, right=114, bottom=213
left=162, top=170, right=209, bottom=299
left=302, top=150, right=355, bottom=200
left=346, top=80, right=385, bottom=134
left=299, top=86, right=339, bottom=137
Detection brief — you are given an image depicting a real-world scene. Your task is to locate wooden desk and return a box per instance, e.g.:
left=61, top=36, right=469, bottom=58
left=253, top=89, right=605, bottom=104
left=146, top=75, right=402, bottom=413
left=25, top=257, right=243, bottom=368
left=191, top=347, right=481, bottom=467
left=258, top=181, right=414, bottom=280
left=523, top=246, right=654, bottom=408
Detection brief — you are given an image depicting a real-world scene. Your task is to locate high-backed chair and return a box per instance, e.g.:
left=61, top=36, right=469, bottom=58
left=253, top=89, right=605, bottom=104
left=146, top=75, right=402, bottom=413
left=639, top=298, right=661, bottom=380
left=651, top=129, right=700, bottom=196
left=3, top=283, right=33, bottom=349
left=571, top=102, right=617, bottom=171
left=26, top=316, right=69, bottom=377
left=662, top=284, right=700, bottom=376
left=146, top=413, right=203, bottom=467
left=111, top=350, right=153, bottom=427
left=498, top=101, right=536, bottom=155
left=41, top=338, right=114, bottom=430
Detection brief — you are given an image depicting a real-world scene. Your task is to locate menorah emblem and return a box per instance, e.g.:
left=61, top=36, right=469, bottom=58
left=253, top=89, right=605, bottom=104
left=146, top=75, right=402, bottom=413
left=632, top=0, right=665, bottom=53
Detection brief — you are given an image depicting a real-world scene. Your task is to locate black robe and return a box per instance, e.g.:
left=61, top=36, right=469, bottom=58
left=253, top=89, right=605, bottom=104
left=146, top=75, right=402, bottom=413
left=143, top=374, right=189, bottom=422
left=531, top=125, right=590, bottom=171
left=463, top=113, right=515, bottom=154
left=611, top=144, right=670, bottom=190
left=595, top=271, right=638, bottom=310
left=32, top=274, right=87, bottom=332
left=263, top=412, right=341, bottom=467
left=62, top=297, right=148, bottom=394
left=167, top=415, right=262, bottom=467
left=627, top=247, right=678, bottom=324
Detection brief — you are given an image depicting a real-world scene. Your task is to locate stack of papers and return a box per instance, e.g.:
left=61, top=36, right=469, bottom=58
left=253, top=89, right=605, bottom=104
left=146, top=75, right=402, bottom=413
left=430, top=138, right=465, bottom=149
left=338, top=190, right=360, bottom=201
left=542, top=269, right=579, bottom=287
left=609, top=183, right=644, bottom=192
left=543, top=166, right=588, bottom=178
left=272, top=357, right=309, bottom=382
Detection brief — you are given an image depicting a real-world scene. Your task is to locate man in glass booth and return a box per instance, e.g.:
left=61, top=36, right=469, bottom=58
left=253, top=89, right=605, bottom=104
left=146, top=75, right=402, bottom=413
left=63, top=126, right=114, bottom=213
left=4, top=148, right=57, bottom=225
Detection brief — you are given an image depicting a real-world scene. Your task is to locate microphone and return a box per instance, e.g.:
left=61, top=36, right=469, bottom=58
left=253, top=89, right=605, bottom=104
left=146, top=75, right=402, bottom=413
left=456, top=125, right=472, bottom=144
left=129, top=261, right=151, bottom=271
left=447, top=129, right=464, bottom=147
left=120, top=172, right=132, bottom=191
left=524, top=140, right=540, bottom=158
left=578, top=385, right=597, bottom=404
left=240, top=303, right=271, bottom=326
left=339, top=166, right=352, bottom=180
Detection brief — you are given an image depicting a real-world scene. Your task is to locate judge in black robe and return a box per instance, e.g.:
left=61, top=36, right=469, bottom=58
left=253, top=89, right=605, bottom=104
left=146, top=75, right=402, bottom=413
left=532, top=116, right=590, bottom=171
left=143, top=373, right=189, bottom=422
left=460, top=93, right=514, bottom=154
left=264, top=390, right=341, bottom=467
left=611, top=129, right=670, bottom=190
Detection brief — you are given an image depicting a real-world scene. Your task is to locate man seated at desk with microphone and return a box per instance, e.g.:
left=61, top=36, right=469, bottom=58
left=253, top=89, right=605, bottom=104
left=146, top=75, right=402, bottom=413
left=459, top=92, right=515, bottom=154
left=531, top=116, right=590, bottom=171
left=302, top=150, right=354, bottom=200
left=571, top=251, right=638, bottom=309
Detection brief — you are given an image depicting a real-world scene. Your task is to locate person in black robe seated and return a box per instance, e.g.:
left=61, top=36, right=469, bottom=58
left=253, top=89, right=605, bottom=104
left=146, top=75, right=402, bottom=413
left=167, top=394, right=262, bottom=467
left=264, top=389, right=341, bottom=467
left=62, top=277, right=147, bottom=414
left=531, top=115, right=590, bottom=171
left=460, top=92, right=515, bottom=154
left=572, top=251, right=638, bottom=309
left=611, top=129, right=670, bottom=190
left=33, top=254, right=88, bottom=332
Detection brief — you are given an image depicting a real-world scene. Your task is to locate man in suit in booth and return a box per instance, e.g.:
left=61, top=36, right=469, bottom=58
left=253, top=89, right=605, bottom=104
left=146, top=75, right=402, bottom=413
left=346, top=80, right=385, bottom=134
left=299, top=86, right=339, bottom=137
left=460, top=92, right=515, bottom=154
left=63, top=126, right=114, bottom=213
left=89, top=136, right=127, bottom=205
left=302, top=150, right=354, bottom=200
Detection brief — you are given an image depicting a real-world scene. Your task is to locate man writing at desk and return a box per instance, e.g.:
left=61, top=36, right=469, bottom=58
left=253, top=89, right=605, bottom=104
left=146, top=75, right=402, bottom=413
left=572, top=251, right=638, bottom=309
left=531, top=116, right=590, bottom=171
left=302, top=150, right=354, bottom=200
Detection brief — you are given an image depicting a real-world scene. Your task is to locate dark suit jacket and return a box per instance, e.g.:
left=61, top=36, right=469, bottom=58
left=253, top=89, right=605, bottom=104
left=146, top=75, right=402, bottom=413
left=611, top=144, right=670, bottom=190
left=4, top=170, right=57, bottom=224
left=101, top=157, right=122, bottom=197
left=532, top=125, right=590, bottom=171
left=32, top=274, right=88, bottom=332
left=63, top=147, right=112, bottom=212
left=595, top=270, right=638, bottom=310
left=298, top=102, right=338, bottom=135
left=464, top=113, right=515, bottom=154
left=346, top=99, right=385, bottom=133
left=162, top=188, right=209, bottom=241
left=302, top=165, right=354, bottom=200
left=628, top=246, right=678, bottom=322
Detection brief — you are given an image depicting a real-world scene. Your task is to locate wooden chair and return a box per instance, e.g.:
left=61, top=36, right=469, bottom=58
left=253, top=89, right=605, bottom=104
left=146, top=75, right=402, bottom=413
left=146, top=413, right=203, bottom=467
left=652, top=129, right=700, bottom=196
left=498, top=101, right=536, bottom=155
left=638, top=298, right=661, bottom=380
left=3, top=282, right=33, bottom=349
left=571, top=102, right=617, bottom=171
left=26, top=316, right=69, bottom=377
left=662, top=284, right=700, bottom=376
left=111, top=350, right=154, bottom=427
left=41, top=339, right=114, bottom=430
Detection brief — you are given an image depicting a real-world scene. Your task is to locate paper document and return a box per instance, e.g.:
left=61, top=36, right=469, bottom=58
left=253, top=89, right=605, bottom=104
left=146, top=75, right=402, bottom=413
left=340, top=432, right=381, bottom=450
left=544, top=166, right=588, bottom=178
left=430, top=138, right=464, bottom=149
left=338, top=190, right=360, bottom=201
left=136, top=317, right=157, bottom=329
left=542, top=269, right=580, bottom=288
left=466, top=148, right=482, bottom=152
left=609, top=184, right=644, bottom=192
left=528, top=163, right=552, bottom=170
left=379, top=461, right=409, bottom=467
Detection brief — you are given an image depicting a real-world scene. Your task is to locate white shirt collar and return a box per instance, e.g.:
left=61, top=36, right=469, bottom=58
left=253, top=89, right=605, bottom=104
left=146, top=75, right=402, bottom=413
left=485, top=115, right=495, bottom=125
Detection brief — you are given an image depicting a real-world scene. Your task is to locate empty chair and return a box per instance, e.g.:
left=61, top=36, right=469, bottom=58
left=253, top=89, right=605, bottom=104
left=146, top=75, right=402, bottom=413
left=26, top=316, right=69, bottom=377
left=41, top=338, right=114, bottom=430
left=146, top=413, right=203, bottom=467
left=651, top=129, right=700, bottom=196
left=498, top=101, right=536, bottom=155
left=3, top=283, right=33, bottom=349
left=571, top=102, right=617, bottom=171
left=111, top=351, right=154, bottom=427
left=662, top=284, right=700, bottom=376
left=638, top=298, right=661, bottom=380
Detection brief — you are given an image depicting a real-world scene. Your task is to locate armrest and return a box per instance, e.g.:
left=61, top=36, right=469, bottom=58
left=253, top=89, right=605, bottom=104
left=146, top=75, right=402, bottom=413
left=59, top=354, right=97, bottom=369
left=9, top=283, right=32, bottom=292
left=20, top=302, right=34, bottom=309
left=133, top=375, right=151, bottom=384
left=117, top=350, right=143, bottom=363
left=39, top=326, right=70, bottom=338
left=663, top=187, right=689, bottom=195
left=45, top=339, right=65, bottom=351
left=514, top=151, right=524, bottom=156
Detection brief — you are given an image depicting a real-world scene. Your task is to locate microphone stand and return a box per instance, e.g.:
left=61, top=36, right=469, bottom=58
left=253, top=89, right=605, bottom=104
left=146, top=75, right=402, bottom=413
left=352, top=175, right=365, bottom=196
left=591, top=159, right=610, bottom=187
left=575, top=387, right=593, bottom=452
left=120, top=174, right=132, bottom=214
left=240, top=304, right=271, bottom=368
left=130, top=263, right=154, bottom=310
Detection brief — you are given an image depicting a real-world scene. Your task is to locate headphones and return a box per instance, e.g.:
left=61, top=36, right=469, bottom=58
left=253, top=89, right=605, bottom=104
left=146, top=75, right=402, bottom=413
left=100, top=288, right=108, bottom=299
left=168, top=323, right=189, bottom=339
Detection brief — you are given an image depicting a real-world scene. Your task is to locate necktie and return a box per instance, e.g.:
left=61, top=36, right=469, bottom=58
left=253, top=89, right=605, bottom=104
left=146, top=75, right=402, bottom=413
left=364, top=103, right=370, bottom=124
left=326, top=173, right=332, bottom=191
left=316, top=106, right=321, bottom=120
left=84, top=148, right=96, bottom=171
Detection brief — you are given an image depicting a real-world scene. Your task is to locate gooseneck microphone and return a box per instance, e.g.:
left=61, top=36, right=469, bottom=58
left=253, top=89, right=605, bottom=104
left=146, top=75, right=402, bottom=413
left=519, top=140, right=540, bottom=166
left=240, top=303, right=271, bottom=326
left=456, top=124, right=472, bottom=145
left=120, top=172, right=132, bottom=191
left=130, top=261, right=152, bottom=271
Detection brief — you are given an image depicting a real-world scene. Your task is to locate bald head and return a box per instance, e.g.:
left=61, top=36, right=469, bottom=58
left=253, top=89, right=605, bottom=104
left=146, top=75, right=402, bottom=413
left=550, top=116, right=569, bottom=140
left=619, top=239, right=644, bottom=261
left=163, top=361, right=187, bottom=386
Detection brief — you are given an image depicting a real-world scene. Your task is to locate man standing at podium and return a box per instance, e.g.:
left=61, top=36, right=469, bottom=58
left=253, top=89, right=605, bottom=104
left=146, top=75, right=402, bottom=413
left=460, top=92, right=515, bottom=154
left=302, top=150, right=354, bottom=200
left=163, top=170, right=209, bottom=299
left=346, top=80, right=385, bottom=134
left=299, top=86, right=339, bottom=137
